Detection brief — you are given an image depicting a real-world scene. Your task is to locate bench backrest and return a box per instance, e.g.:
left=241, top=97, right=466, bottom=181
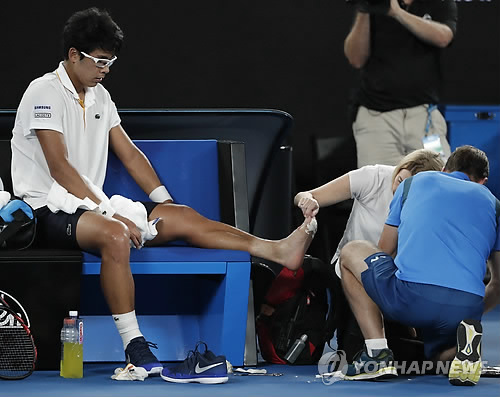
left=104, top=140, right=221, bottom=221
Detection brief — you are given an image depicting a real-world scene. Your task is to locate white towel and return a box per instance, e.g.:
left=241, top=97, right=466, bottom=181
left=0, top=191, right=11, bottom=208
left=46, top=176, right=113, bottom=215
left=109, top=195, right=159, bottom=248
left=111, top=364, right=148, bottom=381
left=45, top=179, right=158, bottom=248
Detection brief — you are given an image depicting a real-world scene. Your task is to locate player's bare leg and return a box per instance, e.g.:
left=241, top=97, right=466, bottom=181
left=148, top=204, right=317, bottom=270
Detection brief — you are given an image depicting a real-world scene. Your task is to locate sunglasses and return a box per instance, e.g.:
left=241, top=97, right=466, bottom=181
left=80, top=51, right=117, bottom=68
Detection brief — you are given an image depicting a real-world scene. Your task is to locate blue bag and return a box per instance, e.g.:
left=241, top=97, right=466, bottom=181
left=0, top=199, right=37, bottom=250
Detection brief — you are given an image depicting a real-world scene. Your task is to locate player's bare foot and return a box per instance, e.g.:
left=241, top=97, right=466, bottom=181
left=276, top=216, right=317, bottom=271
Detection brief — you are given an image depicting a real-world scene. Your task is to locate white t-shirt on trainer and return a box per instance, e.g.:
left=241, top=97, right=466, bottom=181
left=11, top=62, right=121, bottom=209
left=332, top=164, right=395, bottom=277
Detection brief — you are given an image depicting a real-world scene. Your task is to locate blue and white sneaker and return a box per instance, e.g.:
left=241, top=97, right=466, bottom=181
left=125, top=336, right=163, bottom=375
left=161, top=342, right=228, bottom=384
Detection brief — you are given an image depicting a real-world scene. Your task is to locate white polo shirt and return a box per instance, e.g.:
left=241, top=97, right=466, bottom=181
left=11, top=62, right=121, bottom=209
left=332, top=164, right=395, bottom=277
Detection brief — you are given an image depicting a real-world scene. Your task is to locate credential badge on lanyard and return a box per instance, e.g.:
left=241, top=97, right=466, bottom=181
left=422, top=104, right=445, bottom=158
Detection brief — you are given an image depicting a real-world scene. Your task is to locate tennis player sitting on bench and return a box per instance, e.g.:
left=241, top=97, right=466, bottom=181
left=10, top=7, right=316, bottom=375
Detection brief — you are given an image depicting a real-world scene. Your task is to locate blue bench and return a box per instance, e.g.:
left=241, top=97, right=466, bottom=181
left=80, top=140, right=252, bottom=366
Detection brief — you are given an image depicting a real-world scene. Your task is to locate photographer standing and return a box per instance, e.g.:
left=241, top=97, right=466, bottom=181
left=344, top=0, right=457, bottom=168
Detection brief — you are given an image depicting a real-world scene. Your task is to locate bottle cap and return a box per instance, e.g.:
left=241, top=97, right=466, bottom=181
left=300, top=334, right=308, bottom=342
left=69, top=311, right=78, bottom=317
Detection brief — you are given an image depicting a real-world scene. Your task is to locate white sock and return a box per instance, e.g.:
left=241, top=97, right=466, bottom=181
left=112, top=310, right=143, bottom=350
left=365, top=338, right=388, bottom=357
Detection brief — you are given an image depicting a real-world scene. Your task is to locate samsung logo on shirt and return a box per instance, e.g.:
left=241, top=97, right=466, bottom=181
left=34, top=112, right=52, bottom=118
left=34, top=105, right=51, bottom=110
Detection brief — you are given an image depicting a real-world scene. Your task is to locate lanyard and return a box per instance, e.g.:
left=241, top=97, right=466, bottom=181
left=425, top=104, right=438, bottom=134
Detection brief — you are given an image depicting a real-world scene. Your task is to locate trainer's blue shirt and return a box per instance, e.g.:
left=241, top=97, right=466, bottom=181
left=386, top=171, right=500, bottom=297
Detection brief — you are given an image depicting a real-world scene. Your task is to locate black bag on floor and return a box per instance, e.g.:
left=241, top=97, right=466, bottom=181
left=254, top=255, right=339, bottom=365
left=0, top=199, right=37, bottom=250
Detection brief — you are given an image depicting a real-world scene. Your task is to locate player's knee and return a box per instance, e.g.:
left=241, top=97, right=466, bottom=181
left=100, top=221, right=130, bottom=251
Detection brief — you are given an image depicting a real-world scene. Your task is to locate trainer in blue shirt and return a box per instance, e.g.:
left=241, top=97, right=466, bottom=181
left=338, top=145, right=500, bottom=386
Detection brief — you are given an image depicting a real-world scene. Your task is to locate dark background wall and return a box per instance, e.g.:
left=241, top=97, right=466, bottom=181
left=1, top=0, right=499, bottom=258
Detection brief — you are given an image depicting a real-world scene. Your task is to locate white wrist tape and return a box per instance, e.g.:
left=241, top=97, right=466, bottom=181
left=149, top=185, right=172, bottom=203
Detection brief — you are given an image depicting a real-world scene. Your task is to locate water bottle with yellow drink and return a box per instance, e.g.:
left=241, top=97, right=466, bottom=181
left=60, top=310, right=83, bottom=378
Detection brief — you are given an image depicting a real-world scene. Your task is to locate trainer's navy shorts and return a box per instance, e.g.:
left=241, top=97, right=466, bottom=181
left=34, top=202, right=159, bottom=250
left=361, top=252, right=483, bottom=359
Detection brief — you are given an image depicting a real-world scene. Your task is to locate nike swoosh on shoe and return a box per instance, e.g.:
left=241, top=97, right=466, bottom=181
left=194, top=362, right=224, bottom=374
